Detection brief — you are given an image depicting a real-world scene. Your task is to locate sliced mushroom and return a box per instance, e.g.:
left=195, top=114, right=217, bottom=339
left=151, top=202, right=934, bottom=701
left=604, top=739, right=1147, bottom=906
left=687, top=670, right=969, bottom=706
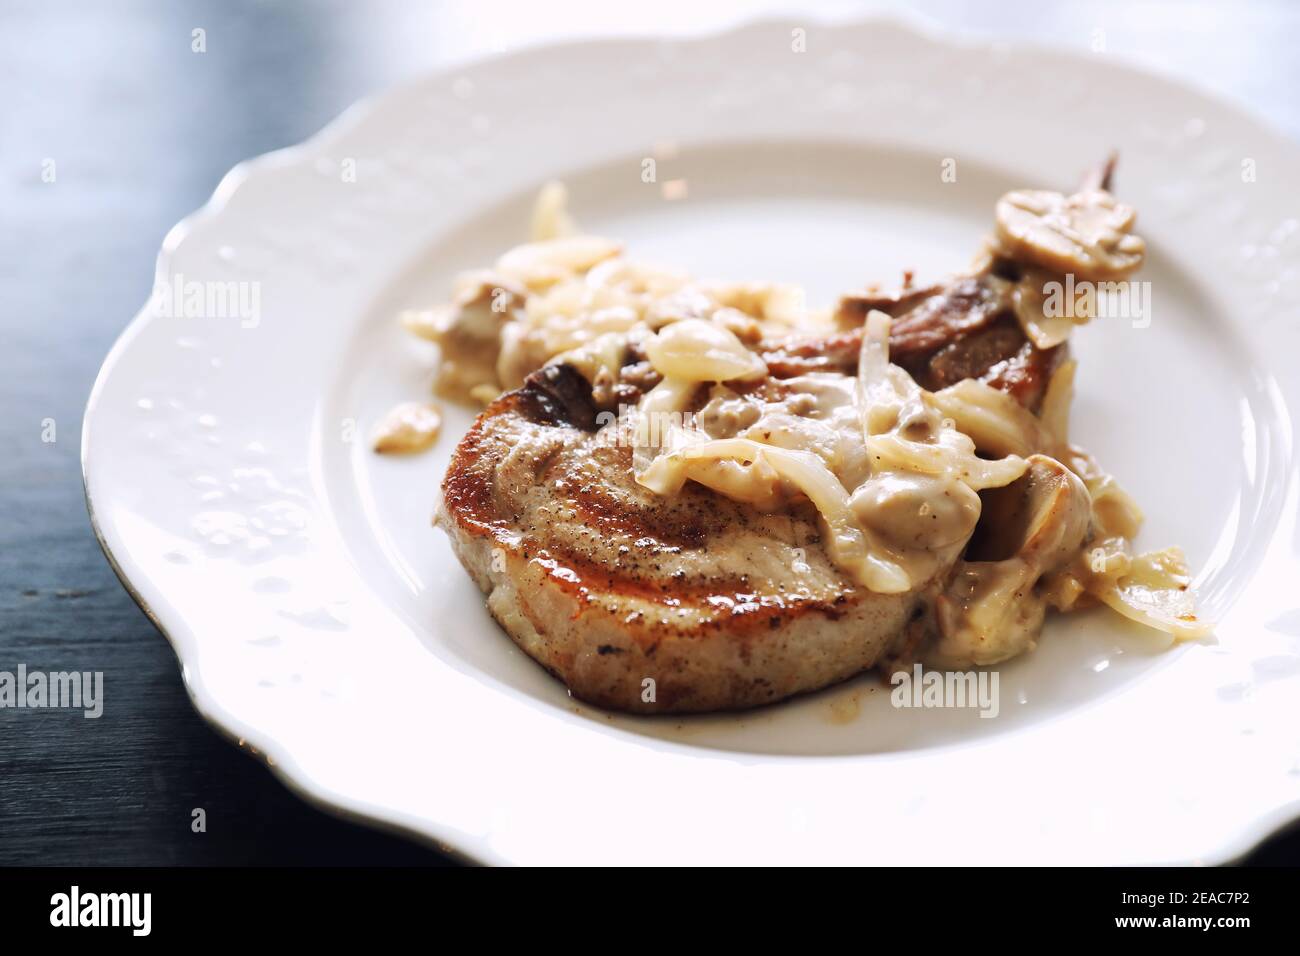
left=966, top=454, right=1090, bottom=567
left=995, top=189, right=1146, bottom=281
left=925, top=454, right=1091, bottom=667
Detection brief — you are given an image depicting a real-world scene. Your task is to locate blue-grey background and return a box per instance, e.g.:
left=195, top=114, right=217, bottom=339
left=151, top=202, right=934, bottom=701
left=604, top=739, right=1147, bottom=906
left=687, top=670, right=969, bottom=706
left=1, top=0, right=1296, bottom=865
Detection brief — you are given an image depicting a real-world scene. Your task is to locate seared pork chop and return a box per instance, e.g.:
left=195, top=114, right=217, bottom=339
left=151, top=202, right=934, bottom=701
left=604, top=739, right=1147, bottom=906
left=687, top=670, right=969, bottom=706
left=436, top=268, right=1072, bottom=712
left=438, top=364, right=933, bottom=713
left=436, top=272, right=1063, bottom=714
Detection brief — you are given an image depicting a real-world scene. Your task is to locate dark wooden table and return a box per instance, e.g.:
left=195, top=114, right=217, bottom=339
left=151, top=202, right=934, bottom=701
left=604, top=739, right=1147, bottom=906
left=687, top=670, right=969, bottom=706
left=2, top=0, right=1297, bottom=865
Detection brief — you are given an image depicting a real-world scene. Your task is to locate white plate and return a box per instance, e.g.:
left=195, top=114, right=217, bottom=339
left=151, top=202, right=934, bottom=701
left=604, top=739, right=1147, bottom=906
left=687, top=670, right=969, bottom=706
left=83, top=18, right=1300, bottom=865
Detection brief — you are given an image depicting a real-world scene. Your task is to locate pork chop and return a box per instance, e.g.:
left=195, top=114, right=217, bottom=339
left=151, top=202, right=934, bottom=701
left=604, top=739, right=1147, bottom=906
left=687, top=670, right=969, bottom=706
left=437, top=363, right=933, bottom=713
left=436, top=251, right=1075, bottom=714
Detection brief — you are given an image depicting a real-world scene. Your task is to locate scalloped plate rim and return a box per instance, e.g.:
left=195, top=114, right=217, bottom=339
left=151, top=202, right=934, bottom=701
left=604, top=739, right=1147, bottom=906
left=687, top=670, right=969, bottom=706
left=82, top=14, right=1300, bottom=866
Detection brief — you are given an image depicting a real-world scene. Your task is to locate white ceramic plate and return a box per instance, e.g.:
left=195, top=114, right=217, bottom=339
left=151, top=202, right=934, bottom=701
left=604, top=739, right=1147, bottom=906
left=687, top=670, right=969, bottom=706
left=84, top=18, right=1300, bottom=865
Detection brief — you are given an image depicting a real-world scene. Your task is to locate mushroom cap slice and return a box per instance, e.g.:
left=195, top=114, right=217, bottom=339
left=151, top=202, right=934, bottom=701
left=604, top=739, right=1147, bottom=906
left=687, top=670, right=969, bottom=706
left=969, top=453, right=1091, bottom=569
left=995, top=189, right=1146, bottom=281
left=926, top=454, right=1091, bottom=668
